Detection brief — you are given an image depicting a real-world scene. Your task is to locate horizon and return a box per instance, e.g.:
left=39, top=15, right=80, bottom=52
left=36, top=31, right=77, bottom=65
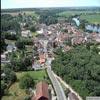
left=1, top=0, right=100, bottom=9
left=1, top=6, right=100, bottom=10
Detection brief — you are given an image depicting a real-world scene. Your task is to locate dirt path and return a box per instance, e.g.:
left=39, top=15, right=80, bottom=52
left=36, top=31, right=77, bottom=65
left=53, top=72, right=83, bottom=100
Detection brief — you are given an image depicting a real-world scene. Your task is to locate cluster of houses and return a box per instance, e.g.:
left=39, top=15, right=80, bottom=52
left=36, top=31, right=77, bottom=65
left=32, top=22, right=100, bottom=70
left=20, top=22, right=32, bottom=37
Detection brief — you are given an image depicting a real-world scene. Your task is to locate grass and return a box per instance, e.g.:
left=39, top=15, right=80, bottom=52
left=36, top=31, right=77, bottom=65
left=58, top=11, right=100, bottom=24
left=2, top=70, right=48, bottom=100
left=2, top=82, right=28, bottom=100
left=5, top=39, right=16, bottom=44
left=32, top=32, right=38, bottom=37
left=16, top=70, right=47, bottom=82
left=80, top=14, right=100, bottom=24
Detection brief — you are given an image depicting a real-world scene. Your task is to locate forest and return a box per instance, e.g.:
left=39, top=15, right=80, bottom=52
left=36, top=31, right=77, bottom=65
left=52, top=44, right=100, bottom=99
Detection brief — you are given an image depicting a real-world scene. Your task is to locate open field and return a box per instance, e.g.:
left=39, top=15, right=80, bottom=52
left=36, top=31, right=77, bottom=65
left=58, top=11, right=100, bottom=24
left=80, top=14, right=100, bottom=24
left=16, top=70, right=47, bottom=81
left=2, top=70, right=48, bottom=100
left=1, top=11, right=36, bottom=16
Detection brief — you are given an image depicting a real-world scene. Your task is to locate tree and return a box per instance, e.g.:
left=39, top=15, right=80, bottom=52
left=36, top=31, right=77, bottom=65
left=1, top=33, right=7, bottom=53
left=52, top=45, right=100, bottom=98
left=3, top=67, right=17, bottom=84
left=1, top=81, right=7, bottom=96
left=30, top=26, right=36, bottom=32
left=15, top=39, right=25, bottom=50
left=19, top=74, right=35, bottom=89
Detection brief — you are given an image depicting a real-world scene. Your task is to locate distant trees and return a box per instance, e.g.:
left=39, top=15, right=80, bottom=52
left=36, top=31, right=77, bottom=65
left=1, top=14, right=20, bottom=32
left=19, top=74, right=35, bottom=89
left=52, top=45, right=100, bottom=99
left=37, top=10, right=58, bottom=25
left=1, top=33, right=7, bottom=53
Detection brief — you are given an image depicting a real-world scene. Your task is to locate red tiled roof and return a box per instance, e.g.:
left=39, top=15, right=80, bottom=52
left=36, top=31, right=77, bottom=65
left=39, top=54, right=45, bottom=64
left=32, top=82, right=49, bottom=100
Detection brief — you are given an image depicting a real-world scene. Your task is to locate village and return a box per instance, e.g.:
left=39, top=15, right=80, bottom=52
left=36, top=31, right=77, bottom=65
left=1, top=7, right=100, bottom=100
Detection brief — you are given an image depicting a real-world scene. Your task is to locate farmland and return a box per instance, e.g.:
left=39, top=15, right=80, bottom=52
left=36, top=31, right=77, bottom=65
left=58, top=11, right=100, bottom=24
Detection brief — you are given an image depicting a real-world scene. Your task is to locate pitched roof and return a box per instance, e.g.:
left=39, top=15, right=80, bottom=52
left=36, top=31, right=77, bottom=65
left=39, top=53, right=45, bottom=63
left=32, top=81, right=49, bottom=100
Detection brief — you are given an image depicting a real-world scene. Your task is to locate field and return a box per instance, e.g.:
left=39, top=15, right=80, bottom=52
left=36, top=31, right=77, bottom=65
left=2, top=70, right=48, bottom=100
left=2, top=11, right=36, bottom=16
left=58, top=11, right=100, bottom=24
left=80, top=14, right=100, bottom=24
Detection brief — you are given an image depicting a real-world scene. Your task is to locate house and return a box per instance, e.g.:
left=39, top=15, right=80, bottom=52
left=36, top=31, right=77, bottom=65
left=39, top=53, right=46, bottom=64
left=36, top=28, right=44, bottom=34
left=1, top=54, right=6, bottom=61
left=6, top=44, right=17, bottom=52
left=31, top=81, right=49, bottom=100
left=7, top=30, right=16, bottom=35
left=21, top=30, right=32, bottom=37
left=32, top=62, right=43, bottom=70
left=68, top=92, right=79, bottom=100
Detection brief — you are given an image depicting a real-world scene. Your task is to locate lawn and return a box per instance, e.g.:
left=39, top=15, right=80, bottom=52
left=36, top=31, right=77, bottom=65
left=2, top=70, right=48, bottom=100
left=16, top=70, right=48, bottom=82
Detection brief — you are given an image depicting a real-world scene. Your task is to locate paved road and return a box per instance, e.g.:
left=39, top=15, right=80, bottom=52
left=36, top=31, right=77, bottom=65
left=47, top=67, right=67, bottom=100
left=54, top=73, right=83, bottom=100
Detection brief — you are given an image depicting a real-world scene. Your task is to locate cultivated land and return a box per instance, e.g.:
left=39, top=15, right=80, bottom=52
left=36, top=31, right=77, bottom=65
left=58, top=11, right=100, bottom=24
left=80, top=14, right=100, bottom=24
left=2, top=70, right=48, bottom=100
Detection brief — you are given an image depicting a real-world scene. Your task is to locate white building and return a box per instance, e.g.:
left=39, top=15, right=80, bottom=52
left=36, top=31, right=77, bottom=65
left=21, top=30, right=32, bottom=37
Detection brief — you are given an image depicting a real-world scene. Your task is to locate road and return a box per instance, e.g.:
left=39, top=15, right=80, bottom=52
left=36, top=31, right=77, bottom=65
left=38, top=40, right=67, bottom=100
left=54, top=72, right=83, bottom=100
left=47, top=67, right=67, bottom=100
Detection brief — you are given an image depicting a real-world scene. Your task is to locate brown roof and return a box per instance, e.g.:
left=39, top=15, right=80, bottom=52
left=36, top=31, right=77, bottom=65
left=39, top=54, right=45, bottom=64
left=32, top=81, right=49, bottom=100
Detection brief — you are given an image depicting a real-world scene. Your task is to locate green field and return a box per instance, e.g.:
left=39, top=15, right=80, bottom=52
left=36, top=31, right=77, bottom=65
left=58, top=11, right=100, bottom=24
left=80, top=14, right=100, bottom=24
left=16, top=70, right=47, bottom=81
left=2, top=70, right=48, bottom=100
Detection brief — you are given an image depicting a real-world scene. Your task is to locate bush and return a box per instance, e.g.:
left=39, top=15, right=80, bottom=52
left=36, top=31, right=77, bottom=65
left=3, top=67, right=17, bottom=84
left=1, top=81, right=7, bottom=96
left=19, top=74, right=35, bottom=89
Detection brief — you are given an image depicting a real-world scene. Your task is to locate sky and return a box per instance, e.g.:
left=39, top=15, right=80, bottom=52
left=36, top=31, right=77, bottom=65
left=1, top=0, right=100, bottom=9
